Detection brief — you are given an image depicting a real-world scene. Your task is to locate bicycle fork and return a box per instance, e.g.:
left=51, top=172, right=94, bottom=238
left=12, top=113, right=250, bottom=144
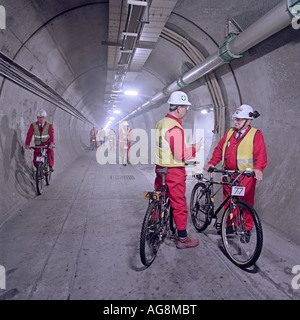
left=228, top=199, right=242, bottom=233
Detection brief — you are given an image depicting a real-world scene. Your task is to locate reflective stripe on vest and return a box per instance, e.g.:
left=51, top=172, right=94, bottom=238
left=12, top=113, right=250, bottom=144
left=222, top=127, right=258, bottom=171
left=154, top=117, right=185, bottom=167
left=33, top=122, right=50, bottom=145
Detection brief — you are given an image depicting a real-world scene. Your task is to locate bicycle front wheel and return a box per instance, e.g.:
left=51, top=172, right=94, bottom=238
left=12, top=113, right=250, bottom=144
left=45, top=166, right=51, bottom=186
left=190, top=182, right=210, bottom=232
left=221, top=199, right=263, bottom=268
left=36, top=163, right=44, bottom=195
left=140, top=200, right=161, bottom=267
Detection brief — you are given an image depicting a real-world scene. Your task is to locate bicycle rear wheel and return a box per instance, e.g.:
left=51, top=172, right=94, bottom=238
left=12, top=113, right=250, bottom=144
left=190, top=182, right=210, bottom=232
left=221, top=199, right=263, bottom=268
left=140, top=200, right=161, bottom=267
left=36, top=162, right=44, bottom=195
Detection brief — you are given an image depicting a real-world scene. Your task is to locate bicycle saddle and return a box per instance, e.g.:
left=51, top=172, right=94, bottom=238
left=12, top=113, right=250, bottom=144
left=156, top=167, right=169, bottom=175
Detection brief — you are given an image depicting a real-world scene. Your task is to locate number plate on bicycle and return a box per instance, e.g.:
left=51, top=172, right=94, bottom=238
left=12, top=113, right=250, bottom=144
left=231, top=186, right=245, bottom=196
left=36, top=156, right=44, bottom=162
left=143, top=191, right=160, bottom=200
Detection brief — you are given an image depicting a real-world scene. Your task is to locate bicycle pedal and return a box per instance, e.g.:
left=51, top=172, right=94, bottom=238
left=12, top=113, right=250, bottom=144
left=169, top=235, right=177, bottom=242
left=215, top=222, right=222, bottom=230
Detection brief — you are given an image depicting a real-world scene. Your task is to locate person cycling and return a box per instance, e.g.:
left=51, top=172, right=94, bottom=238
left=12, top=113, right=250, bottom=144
left=25, top=109, right=55, bottom=171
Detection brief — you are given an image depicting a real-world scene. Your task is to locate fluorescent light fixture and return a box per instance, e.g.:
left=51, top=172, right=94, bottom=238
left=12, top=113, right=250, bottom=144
left=113, top=110, right=121, bottom=114
left=124, top=90, right=138, bottom=96
left=201, top=109, right=209, bottom=114
left=127, top=0, right=148, bottom=6
left=122, top=32, right=138, bottom=37
left=109, top=117, right=115, bottom=120
left=104, top=121, right=112, bottom=130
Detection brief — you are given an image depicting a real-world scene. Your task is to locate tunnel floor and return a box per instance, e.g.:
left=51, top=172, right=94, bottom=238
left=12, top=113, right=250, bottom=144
left=0, top=150, right=300, bottom=300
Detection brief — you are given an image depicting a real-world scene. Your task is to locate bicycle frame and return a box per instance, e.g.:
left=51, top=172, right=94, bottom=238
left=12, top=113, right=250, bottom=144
left=30, top=146, right=52, bottom=194
left=143, top=173, right=169, bottom=228
left=191, top=168, right=263, bottom=268
left=194, top=169, right=253, bottom=225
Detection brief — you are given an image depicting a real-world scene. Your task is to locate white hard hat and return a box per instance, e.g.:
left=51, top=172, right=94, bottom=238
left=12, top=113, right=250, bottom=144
left=232, top=104, right=254, bottom=120
left=37, top=109, right=47, bottom=117
left=167, top=91, right=191, bottom=106
left=123, top=121, right=128, bottom=126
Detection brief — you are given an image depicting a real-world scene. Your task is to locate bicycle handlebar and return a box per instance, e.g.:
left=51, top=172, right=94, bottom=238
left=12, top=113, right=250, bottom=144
left=185, top=161, right=200, bottom=166
left=208, top=167, right=255, bottom=178
left=30, top=146, right=49, bottom=149
left=30, top=145, right=55, bottom=150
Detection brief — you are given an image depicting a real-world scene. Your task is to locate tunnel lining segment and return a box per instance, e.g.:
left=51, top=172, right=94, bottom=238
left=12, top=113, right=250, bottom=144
left=0, top=52, right=92, bottom=124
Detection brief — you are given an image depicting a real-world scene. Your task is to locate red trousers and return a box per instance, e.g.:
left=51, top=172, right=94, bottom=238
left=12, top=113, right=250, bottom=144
left=120, top=141, right=131, bottom=158
left=90, top=137, right=98, bottom=148
left=33, top=146, right=54, bottom=168
left=223, top=176, right=256, bottom=230
left=155, top=166, right=188, bottom=231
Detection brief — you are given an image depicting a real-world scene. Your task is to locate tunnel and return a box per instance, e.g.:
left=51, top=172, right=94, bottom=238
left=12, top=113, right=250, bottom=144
left=0, top=0, right=300, bottom=301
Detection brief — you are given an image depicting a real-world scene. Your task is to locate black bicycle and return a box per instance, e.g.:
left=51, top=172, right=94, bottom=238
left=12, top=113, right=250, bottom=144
left=31, top=146, right=52, bottom=195
left=190, top=167, right=263, bottom=268
left=140, top=167, right=177, bottom=267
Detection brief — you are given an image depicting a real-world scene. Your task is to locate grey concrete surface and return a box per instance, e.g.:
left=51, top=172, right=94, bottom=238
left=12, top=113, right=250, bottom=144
left=0, top=151, right=299, bottom=300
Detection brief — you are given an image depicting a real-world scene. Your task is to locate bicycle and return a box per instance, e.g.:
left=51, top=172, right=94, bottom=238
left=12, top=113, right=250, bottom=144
left=190, top=167, right=263, bottom=268
left=140, top=167, right=177, bottom=267
left=30, top=146, right=52, bottom=195
left=90, top=137, right=96, bottom=150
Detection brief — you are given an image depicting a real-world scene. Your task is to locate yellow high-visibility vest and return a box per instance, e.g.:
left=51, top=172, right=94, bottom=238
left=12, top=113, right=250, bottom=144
left=222, top=127, right=258, bottom=170
left=154, top=117, right=185, bottom=167
left=33, top=122, right=50, bottom=145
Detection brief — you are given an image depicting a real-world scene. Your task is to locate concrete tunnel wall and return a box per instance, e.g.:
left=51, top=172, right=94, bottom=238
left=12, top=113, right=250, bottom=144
left=0, top=0, right=300, bottom=244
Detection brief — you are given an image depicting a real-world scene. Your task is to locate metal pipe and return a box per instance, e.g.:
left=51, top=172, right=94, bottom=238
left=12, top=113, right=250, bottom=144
left=230, top=0, right=292, bottom=55
left=120, top=0, right=293, bottom=123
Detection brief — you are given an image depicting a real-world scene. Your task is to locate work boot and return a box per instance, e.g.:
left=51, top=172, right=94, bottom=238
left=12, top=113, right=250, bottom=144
left=176, top=236, right=199, bottom=249
left=240, top=230, right=251, bottom=243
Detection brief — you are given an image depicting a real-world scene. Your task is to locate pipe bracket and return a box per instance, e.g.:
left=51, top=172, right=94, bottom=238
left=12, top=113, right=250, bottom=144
left=177, top=74, right=188, bottom=88
left=162, top=86, right=170, bottom=97
left=287, top=0, right=300, bottom=17
left=218, top=34, right=243, bottom=63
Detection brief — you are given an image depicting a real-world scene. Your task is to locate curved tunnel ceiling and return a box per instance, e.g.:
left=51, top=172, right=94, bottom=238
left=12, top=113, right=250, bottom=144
left=2, top=0, right=295, bottom=129
left=2, top=1, right=109, bottom=124
left=1, top=0, right=300, bottom=244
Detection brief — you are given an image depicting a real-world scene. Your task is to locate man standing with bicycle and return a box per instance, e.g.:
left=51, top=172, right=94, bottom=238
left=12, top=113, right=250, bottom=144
left=154, top=91, right=202, bottom=249
left=204, top=104, right=267, bottom=238
left=25, top=109, right=55, bottom=171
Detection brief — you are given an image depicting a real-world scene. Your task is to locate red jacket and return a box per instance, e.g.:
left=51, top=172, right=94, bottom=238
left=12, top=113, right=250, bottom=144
left=25, top=121, right=55, bottom=146
left=119, top=127, right=134, bottom=143
left=164, top=114, right=196, bottom=162
left=208, top=126, right=267, bottom=171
